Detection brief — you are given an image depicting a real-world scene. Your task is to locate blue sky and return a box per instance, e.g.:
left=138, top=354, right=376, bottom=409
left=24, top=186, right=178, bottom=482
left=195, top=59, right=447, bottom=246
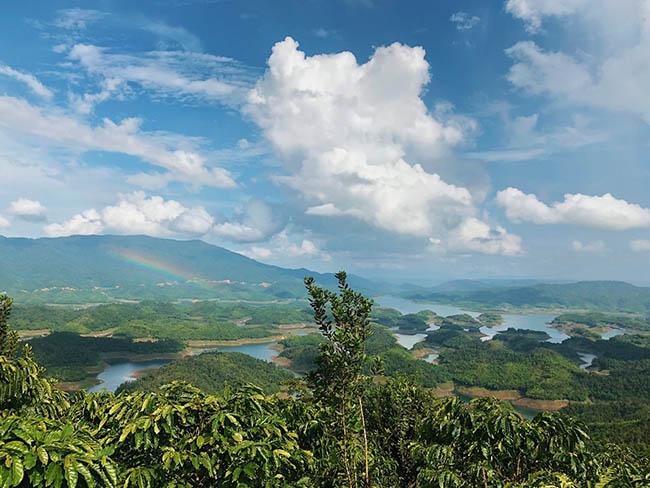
left=1, top=0, right=650, bottom=284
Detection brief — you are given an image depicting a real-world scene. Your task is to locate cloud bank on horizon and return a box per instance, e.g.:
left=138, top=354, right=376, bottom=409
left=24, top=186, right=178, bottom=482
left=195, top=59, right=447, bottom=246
left=1, top=0, right=649, bottom=281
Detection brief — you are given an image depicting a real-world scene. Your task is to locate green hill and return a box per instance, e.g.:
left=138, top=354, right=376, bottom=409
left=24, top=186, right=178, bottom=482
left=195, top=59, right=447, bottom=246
left=0, top=234, right=380, bottom=303
left=405, top=280, right=650, bottom=313
left=116, top=351, right=294, bottom=395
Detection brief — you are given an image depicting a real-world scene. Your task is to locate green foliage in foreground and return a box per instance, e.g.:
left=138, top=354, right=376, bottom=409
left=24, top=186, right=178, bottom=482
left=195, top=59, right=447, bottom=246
left=2, top=285, right=650, bottom=487
left=117, top=351, right=294, bottom=395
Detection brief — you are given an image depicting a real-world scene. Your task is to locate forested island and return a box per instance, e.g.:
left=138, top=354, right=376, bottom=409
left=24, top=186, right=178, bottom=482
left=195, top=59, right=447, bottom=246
left=2, top=274, right=649, bottom=486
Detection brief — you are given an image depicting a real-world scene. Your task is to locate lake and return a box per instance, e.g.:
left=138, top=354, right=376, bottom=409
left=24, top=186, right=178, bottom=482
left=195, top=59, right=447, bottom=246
left=375, top=296, right=569, bottom=347
left=479, top=313, right=569, bottom=343
left=577, top=352, right=597, bottom=370
left=89, top=341, right=281, bottom=393
left=374, top=296, right=480, bottom=318
left=195, top=342, right=279, bottom=362
left=89, top=359, right=170, bottom=393
left=392, top=332, right=427, bottom=349
left=601, top=328, right=625, bottom=340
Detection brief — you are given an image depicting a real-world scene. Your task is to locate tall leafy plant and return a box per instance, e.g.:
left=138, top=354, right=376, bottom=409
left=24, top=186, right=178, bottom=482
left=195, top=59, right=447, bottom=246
left=304, top=272, right=373, bottom=488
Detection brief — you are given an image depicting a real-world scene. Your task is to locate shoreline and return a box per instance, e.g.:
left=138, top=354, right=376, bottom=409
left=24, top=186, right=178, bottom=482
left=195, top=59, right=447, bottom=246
left=454, top=385, right=569, bottom=411
left=55, top=330, right=315, bottom=391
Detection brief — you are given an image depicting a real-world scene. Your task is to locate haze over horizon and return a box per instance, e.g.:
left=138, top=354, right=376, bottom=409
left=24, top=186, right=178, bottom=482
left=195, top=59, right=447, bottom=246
left=2, top=0, right=650, bottom=283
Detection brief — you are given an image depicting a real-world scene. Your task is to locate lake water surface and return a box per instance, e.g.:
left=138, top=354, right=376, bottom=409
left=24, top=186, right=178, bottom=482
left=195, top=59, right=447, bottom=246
left=374, top=296, right=569, bottom=346
left=392, top=333, right=427, bottom=349
left=196, top=342, right=279, bottom=362
left=89, top=359, right=171, bottom=393
left=375, top=296, right=480, bottom=318
left=601, top=328, right=625, bottom=340
left=90, top=341, right=280, bottom=393
left=479, top=314, right=569, bottom=343
left=577, top=352, right=597, bottom=370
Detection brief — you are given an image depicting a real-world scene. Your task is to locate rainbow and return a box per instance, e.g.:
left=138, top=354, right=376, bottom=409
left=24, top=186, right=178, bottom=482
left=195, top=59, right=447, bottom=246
left=111, top=249, right=209, bottom=288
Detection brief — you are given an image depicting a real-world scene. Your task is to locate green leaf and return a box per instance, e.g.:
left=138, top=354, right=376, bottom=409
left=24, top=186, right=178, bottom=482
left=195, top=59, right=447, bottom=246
left=45, top=462, right=61, bottom=487
left=4, top=441, right=28, bottom=455
left=11, top=457, right=24, bottom=486
left=24, top=452, right=37, bottom=470
left=65, top=463, right=78, bottom=488
left=104, top=462, right=118, bottom=485
left=37, top=447, right=49, bottom=466
left=273, top=449, right=291, bottom=459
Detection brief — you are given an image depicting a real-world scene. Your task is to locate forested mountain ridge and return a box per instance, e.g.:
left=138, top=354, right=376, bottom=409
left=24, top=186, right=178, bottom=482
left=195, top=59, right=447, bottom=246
left=404, top=280, right=650, bottom=313
left=0, top=234, right=381, bottom=303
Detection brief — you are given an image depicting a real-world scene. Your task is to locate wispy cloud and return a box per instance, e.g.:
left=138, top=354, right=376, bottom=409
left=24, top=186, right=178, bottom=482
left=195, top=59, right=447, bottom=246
left=141, top=20, right=203, bottom=52
left=630, top=239, right=650, bottom=252
left=468, top=110, right=608, bottom=162
left=450, top=11, right=480, bottom=31
left=53, top=8, right=107, bottom=30
left=313, top=28, right=339, bottom=39
left=65, top=44, right=258, bottom=110
left=0, top=64, right=54, bottom=99
left=0, top=96, right=236, bottom=189
left=572, top=240, right=608, bottom=253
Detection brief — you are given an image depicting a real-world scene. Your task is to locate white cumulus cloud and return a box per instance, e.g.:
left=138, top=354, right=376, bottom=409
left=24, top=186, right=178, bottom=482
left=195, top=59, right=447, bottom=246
left=244, top=37, right=519, bottom=255
left=44, top=192, right=214, bottom=237
left=238, top=229, right=330, bottom=262
left=0, top=215, right=9, bottom=229
left=446, top=218, right=523, bottom=256
left=505, top=0, right=586, bottom=32
left=212, top=199, right=282, bottom=243
left=496, top=187, right=650, bottom=230
left=8, top=198, right=47, bottom=221
left=44, top=209, right=103, bottom=237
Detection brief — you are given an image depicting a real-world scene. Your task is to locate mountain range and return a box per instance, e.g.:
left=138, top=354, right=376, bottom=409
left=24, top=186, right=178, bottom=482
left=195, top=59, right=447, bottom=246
left=3, top=234, right=650, bottom=313
left=0, top=234, right=380, bottom=304
left=404, top=280, right=650, bottom=314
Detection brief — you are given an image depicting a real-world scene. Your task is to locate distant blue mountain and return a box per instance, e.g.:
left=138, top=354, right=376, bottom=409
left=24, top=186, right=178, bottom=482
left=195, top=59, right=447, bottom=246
left=404, top=280, right=650, bottom=313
